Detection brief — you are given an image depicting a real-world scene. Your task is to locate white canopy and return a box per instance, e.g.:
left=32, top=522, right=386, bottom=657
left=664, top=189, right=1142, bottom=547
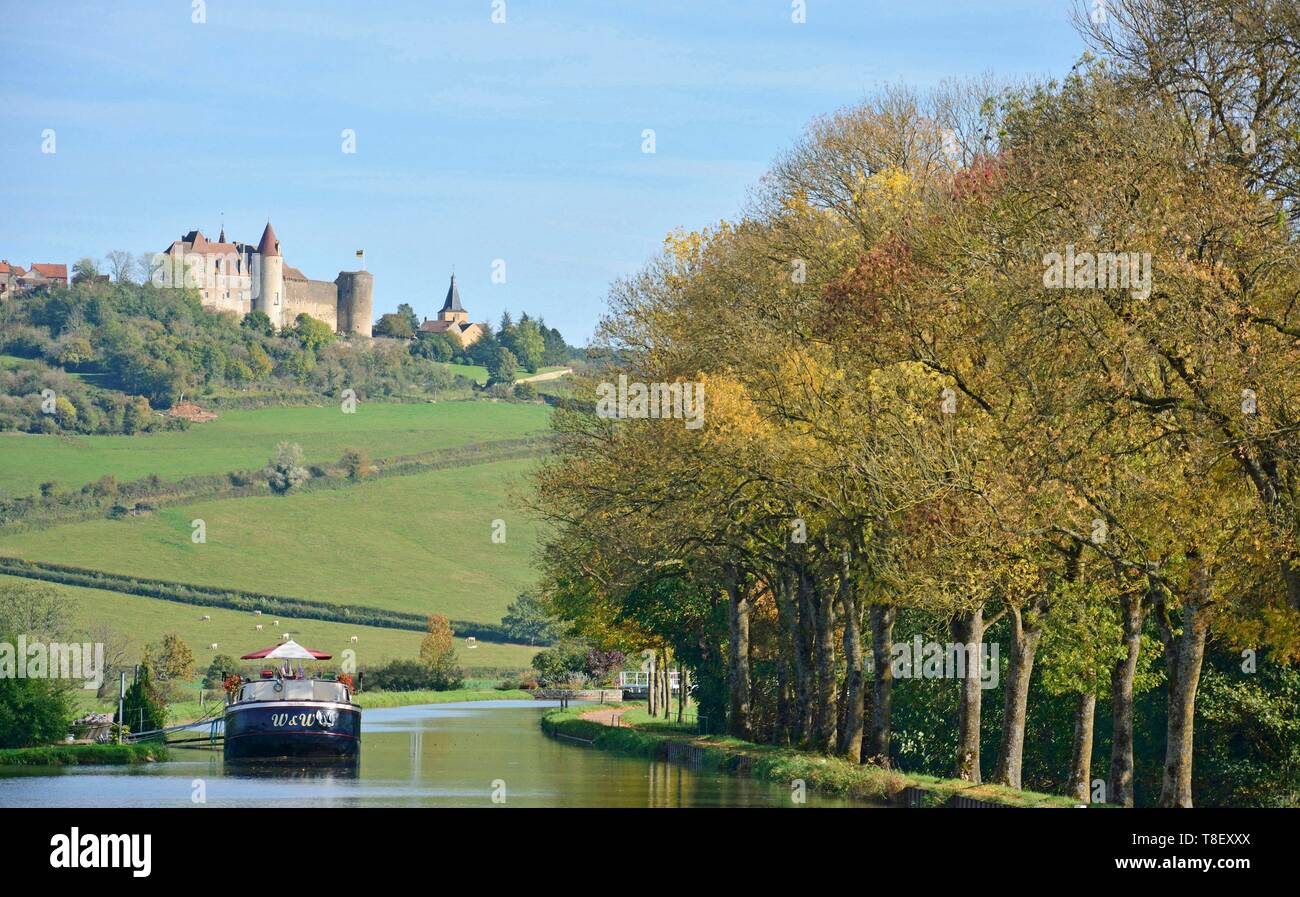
left=240, top=639, right=332, bottom=661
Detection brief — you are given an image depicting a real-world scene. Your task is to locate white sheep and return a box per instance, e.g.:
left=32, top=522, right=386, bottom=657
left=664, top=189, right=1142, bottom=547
left=255, top=624, right=263, bottom=631
left=201, top=615, right=211, bottom=621
left=350, top=636, right=358, bottom=643
left=209, top=643, right=219, bottom=650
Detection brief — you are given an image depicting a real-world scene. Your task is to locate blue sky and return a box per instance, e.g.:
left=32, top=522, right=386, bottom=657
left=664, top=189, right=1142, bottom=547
left=0, top=1, right=1086, bottom=342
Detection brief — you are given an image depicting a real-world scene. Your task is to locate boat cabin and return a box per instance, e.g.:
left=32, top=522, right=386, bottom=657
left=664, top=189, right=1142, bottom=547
left=233, top=678, right=352, bottom=705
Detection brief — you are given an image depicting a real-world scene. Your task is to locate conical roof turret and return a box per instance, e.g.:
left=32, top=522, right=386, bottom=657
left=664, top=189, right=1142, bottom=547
left=257, top=222, right=280, bottom=257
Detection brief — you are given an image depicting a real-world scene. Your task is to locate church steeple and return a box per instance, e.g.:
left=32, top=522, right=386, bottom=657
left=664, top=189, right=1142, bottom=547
left=441, top=273, right=464, bottom=313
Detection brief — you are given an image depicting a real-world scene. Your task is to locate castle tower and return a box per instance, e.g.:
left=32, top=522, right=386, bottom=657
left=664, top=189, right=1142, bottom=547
left=256, top=222, right=284, bottom=329
left=336, top=270, right=373, bottom=337
left=438, top=274, right=468, bottom=324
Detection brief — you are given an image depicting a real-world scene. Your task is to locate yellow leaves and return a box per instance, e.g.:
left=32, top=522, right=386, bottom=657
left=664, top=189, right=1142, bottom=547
left=662, top=227, right=708, bottom=273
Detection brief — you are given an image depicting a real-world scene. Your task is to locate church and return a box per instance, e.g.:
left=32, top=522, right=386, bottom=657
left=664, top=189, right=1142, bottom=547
left=416, top=274, right=485, bottom=346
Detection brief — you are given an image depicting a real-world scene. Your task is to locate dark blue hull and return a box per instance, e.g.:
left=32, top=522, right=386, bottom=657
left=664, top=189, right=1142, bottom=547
left=223, top=701, right=361, bottom=764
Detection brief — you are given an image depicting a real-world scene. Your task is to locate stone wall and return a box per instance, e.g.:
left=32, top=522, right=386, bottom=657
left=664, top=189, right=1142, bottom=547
left=284, top=278, right=338, bottom=329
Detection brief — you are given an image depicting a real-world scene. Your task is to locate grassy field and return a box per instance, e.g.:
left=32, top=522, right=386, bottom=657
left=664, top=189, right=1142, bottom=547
left=0, top=457, right=545, bottom=624
left=0, top=400, right=549, bottom=497
left=444, top=362, right=489, bottom=384
left=0, top=574, right=542, bottom=672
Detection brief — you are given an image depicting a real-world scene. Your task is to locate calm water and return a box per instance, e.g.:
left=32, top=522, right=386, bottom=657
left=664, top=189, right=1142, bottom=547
left=0, top=701, right=865, bottom=808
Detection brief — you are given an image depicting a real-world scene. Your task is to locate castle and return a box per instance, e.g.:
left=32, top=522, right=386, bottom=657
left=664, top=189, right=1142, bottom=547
left=160, top=223, right=372, bottom=337
left=416, top=274, right=485, bottom=346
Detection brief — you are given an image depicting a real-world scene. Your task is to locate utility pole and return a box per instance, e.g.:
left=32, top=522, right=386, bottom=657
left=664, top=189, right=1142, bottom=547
left=117, top=670, right=126, bottom=743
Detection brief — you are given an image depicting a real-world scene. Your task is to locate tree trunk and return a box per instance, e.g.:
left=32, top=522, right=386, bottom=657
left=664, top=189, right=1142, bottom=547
left=676, top=661, right=684, bottom=724
left=1067, top=692, right=1096, bottom=802
left=992, top=602, right=1043, bottom=789
left=865, top=604, right=896, bottom=765
left=647, top=649, right=657, bottom=717
left=774, top=570, right=795, bottom=745
left=1283, top=555, right=1300, bottom=612
left=950, top=606, right=985, bottom=782
left=727, top=573, right=753, bottom=741
left=662, top=652, right=671, bottom=719
left=837, top=565, right=865, bottom=760
left=795, top=567, right=817, bottom=746
left=1155, top=569, right=1211, bottom=808
left=812, top=572, right=839, bottom=753
left=1109, top=588, right=1144, bottom=807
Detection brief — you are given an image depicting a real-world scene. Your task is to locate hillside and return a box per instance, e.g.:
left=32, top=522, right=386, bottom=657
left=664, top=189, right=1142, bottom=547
left=0, top=574, right=541, bottom=672
left=0, top=400, right=548, bottom=497
left=0, top=455, right=544, bottom=625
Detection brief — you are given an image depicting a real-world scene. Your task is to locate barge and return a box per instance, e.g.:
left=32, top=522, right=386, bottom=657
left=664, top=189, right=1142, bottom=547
left=223, top=640, right=361, bottom=764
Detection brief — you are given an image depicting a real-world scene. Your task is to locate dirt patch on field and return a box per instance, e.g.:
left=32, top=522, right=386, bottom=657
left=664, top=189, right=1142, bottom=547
left=168, top=401, right=218, bottom=422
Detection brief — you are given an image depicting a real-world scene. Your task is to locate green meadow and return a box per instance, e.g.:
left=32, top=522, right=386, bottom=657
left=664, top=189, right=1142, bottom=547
left=444, top=362, right=489, bottom=384
left=0, top=457, right=545, bottom=625
left=0, top=400, right=549, bottom=497
left=0, top=574, right=541, bottom=672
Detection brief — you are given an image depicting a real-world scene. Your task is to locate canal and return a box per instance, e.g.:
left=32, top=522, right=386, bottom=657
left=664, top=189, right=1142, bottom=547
left=0, top=700, right=865, bottom=807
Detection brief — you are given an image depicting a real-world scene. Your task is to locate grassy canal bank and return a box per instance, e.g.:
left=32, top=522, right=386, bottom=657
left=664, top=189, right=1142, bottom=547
left=353, top=688, right=532, bottom=709
left=0, top=743, right=168, bottom=767
left=542, top=705, right=1080, bottom=808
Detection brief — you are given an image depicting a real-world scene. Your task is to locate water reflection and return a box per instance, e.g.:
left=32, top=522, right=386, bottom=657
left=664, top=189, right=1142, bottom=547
left=0, top=701, right=868, bottom=808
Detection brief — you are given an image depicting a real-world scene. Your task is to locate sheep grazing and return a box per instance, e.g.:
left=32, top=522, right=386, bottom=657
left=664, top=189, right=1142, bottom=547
left=350, top=636, right=358, bottom=643
left=209, top=643, right=219, bottom=650
left=201, top=615, right=211, bottom=621
left=255, top=624, right=263, bottom=631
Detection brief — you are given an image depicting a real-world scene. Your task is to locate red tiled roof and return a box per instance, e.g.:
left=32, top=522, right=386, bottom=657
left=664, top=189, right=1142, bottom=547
left=29, top=263, right=67, bottom=280
left=0, top=261, right=26, bottom=276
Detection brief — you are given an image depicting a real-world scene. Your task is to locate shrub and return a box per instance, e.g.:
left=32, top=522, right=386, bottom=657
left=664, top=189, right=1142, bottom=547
left=117, top=664, right=166, bottom=737
left=0, top=647, right=74, bottom=748
left=531, top=639, right=590, bottom=687
left=203, top=654, right=239, bottom=688
left=365, top=658, right=462, bottom=692
left=265, top=441, right=308, bottom=494
left=339, top=448, right=372, bottom=481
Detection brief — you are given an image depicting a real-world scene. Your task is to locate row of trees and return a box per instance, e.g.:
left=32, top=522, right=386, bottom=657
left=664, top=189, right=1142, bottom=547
left=530, top=0, right=1300, bottom=806
left=377, top=301, right=578, bottom=376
